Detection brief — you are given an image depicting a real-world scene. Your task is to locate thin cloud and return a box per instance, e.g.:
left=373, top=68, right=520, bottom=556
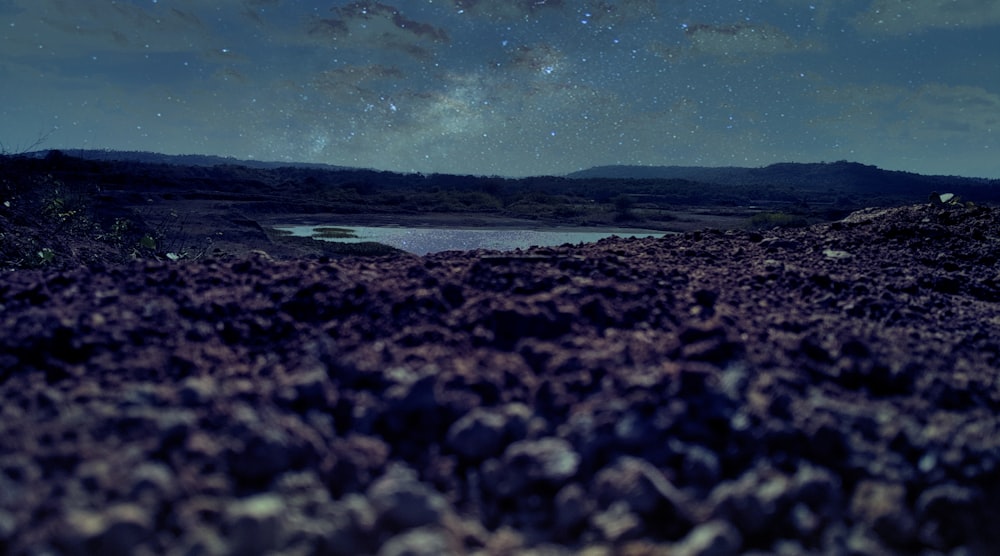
left=815, top=81, right=1000, bottom=141
left=452, top=0, right=565, bottom=21
left=308, top=2, right=449, bottom=59
left=582, top=0, right=660, bottom=24
left=4, top=0, right=221, bottom=57
left=854, top=0, right=1000, bottom=35
left=684, top=23, right=801, bottom=59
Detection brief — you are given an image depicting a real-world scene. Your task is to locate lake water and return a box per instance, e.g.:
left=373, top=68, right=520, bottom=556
left=274, top=225, right=667, bottom=255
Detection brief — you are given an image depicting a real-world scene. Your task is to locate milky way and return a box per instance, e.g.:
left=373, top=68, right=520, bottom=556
left=1, top=1, right=998, bottom=177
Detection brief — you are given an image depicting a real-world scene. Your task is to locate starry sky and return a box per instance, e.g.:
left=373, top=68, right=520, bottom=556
left=2, top=1, right=999, bottom=178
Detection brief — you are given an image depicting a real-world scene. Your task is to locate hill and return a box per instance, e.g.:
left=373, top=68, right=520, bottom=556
left=28, top=149, right=351, bottom=171
left=568, top=161, right=997, bottom=197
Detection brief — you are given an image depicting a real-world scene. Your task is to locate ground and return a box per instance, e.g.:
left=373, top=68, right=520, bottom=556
left=1, top=201, right=999, bottom=555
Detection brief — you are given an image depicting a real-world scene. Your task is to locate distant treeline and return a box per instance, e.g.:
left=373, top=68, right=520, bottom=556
left=16, top=150, right=1000, bottom=220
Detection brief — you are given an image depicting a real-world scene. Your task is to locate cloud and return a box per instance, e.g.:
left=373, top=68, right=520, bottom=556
left=452, top=0, right=565, bottom=21
left=854, top=0, right=1000, bottom=35
left=504, top=44, right=569, bottom=77
left=900, top=84, right=1000, bottom=137
left=818, top=82, right=999, bottom=135
left=578, top=0, right=660, bottom=24
left=311, top=64, right=407, bottom=106
left=683, top=23, right=801, bottom=60
left=308, top=2, right=449, bottom=59
left=36, top=0, right=207, bottom=50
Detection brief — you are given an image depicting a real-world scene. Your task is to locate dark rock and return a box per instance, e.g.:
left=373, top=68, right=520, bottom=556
left=593, top=456, right=689, bottom=515
left=280, top=363, right=334, bottom=411
left=227, top=428, right=296, bottom=485
left=317, top=494, right=378, bottom=556
left=591, top=501, right=644, bottom=543
left=680, top=444, right=722, bottom=490
left=225, top=494, right=286, bottom=556
left=672, top=520, right=743, bottom=556
left=709, top=467, right=793, bottom=541
left=368, top=465, right=450, bottom=532
left=592, top=456, right=693, bottom=539
left=377, top=526, right=457, bottom=556
left=552, top=483, right=592, bottom=541
left=849, top=480, right=915, bottom=548
left=447, top=408, right=508, bottom=461
left=60, top=504, right=153, bottom=556
left=915, top=484, right=981, bottom=550
left=500, top=437, right=580, bottom=493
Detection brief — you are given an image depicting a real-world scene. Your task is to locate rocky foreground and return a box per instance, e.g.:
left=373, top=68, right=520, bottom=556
left=1, top=203, right=999, bottom=555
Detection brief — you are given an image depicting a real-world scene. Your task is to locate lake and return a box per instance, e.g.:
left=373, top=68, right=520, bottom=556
left=274, top=225, right=668, bottom=256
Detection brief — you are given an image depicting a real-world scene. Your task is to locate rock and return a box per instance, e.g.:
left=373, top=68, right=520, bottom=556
left=672, top=520, right=742, bottom=556
left=915, top=484, right=981, bottom=549
left=279, top=363, right=333, bottom=411
left=680, top=444, right=722, bottom=490
left=225, top=494, right=286, bottom=556
left=0, top=509, right=15, bottom=550
left=501, top=437, right=580, bottom=493
left=317, top=495, right=378, bottom=556
left=447, top=408, right=508, bottom=461
left=128, top=461, right=176, bottom=502
left=849, top=480, right=915, bottom=547
left=791, top=464, right=841, bottom=521
left=709, top=467, right=792, bottom=540
left=592, top=456, right=690, bottom=517
left=178, top=376, right=217, bottom=406
left=60, top=504, right=153, bottom=556
left=377, top=526, right=457, bottom=556
left=553, top=483, right=592, bottom=541
left=591, top=501, right=644, bottom=543
left=368, top=465, right=450, bottom=532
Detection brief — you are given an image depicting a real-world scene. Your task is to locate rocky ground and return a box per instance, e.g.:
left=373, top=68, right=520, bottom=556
left=1, top=202, right=999, bottom=555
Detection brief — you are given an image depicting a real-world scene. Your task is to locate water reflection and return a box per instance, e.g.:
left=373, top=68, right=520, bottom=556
left=275, top=225, right=666, bottom=256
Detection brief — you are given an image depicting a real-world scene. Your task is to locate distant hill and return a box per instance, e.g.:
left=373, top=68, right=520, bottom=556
left=567, top=161, right=996, bottom=197
left=29, top=149, right=350, bottom=171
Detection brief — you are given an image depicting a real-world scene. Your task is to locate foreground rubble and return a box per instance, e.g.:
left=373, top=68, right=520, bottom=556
left=2, top=203, right=999, bottom=555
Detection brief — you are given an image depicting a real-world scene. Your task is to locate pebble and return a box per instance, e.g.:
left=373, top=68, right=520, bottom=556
left=672, top=520, right=743, bottom=556
left=500, top=437, right=580, bottom=496
left=447, top=408, right=508, bottom=461
left=368, top=465, right=450, bottom=532
left=225, top=494, right=286, bottom=556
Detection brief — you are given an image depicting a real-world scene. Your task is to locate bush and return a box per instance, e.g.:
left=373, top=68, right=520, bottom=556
left=748, top=212, right=809, bottom=229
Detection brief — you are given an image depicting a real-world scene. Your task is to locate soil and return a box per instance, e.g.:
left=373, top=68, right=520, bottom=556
left=1, top=202, right=1000, bottom=555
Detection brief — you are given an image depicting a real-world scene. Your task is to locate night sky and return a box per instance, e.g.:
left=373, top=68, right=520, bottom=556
left=2, top=1, right=998, bottom=177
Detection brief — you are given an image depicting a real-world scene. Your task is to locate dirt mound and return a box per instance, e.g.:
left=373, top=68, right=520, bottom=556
left=2, top=202, right=999, bottom=554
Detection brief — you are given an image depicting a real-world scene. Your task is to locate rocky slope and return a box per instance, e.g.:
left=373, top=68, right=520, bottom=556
left=1, top=202, right=999, bottom=555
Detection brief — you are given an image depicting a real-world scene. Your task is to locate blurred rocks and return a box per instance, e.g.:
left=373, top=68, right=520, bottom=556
left=3, top=203, right=1000, bottom=553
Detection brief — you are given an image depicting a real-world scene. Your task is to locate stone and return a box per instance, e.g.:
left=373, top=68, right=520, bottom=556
left=128, top=461, right=176, bottom=501
left=672, top=520, right=742, bottom=556
left=447, top=408, right=508, bottom=461
left=225, top=494, right=286, bottom=556
left=368, top=465, right=449, bottom=532
left=501, top=437, right=580, bottom=493
left=317, top=495, right=378, bottom=556
left=591, top=501, right=644, bottom=543
left=592, top=456, right=690, bottom=517
left=553, top=483, right=592, bottom=541
left=681, top=444, right=722, bottom=490
left=227, top=427, right=296, bottom=484
left=915, top=484, right=980, bottom=549
left=377, top=526, right=456, bottom=556
left=849, top=480, right=915, bottom=547
left=61, top=504, right=152, bottom=556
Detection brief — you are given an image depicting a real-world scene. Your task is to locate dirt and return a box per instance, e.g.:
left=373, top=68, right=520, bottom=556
left=1, top=202, right=1000, bottom=555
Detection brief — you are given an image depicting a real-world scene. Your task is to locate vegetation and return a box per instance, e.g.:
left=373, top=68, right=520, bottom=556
left=311, top=227, right=358, bottom=239
left=748, top=212, right=810, bottom=229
